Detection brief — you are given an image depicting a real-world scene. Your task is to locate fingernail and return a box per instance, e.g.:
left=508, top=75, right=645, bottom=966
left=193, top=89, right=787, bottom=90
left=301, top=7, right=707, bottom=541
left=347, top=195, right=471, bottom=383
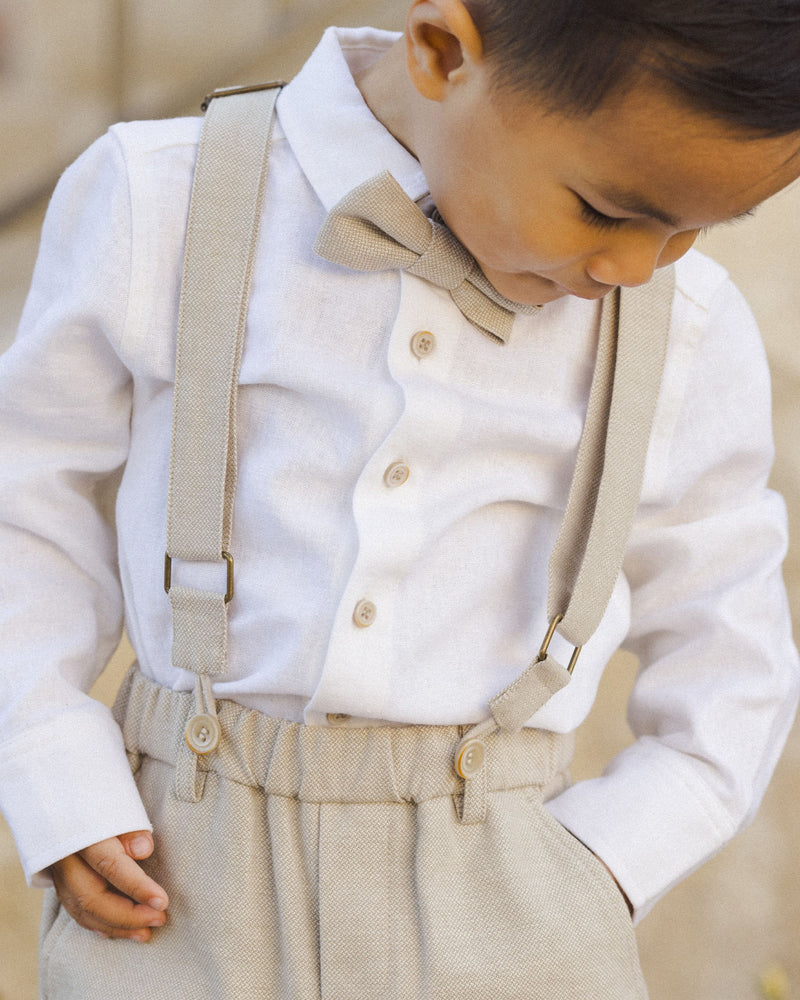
left=148, top=897, right=166, bottom=911
left=94, top=931, right=110, bottom=939
left=129, top=836, right=150, bottom=857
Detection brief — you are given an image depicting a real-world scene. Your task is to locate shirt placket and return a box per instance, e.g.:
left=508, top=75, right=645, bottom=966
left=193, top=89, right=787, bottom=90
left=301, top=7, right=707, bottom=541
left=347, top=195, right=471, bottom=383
left=303, top=278, right=463, bottom=725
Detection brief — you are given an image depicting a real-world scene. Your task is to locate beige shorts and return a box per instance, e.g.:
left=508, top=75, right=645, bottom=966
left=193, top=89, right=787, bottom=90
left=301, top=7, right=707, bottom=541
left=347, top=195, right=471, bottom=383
left=39, top=667, right=647, bottom=999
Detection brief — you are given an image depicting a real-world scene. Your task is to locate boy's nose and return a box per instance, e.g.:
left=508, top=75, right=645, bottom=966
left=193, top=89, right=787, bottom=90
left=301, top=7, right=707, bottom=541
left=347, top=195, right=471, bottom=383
left=584, top=234, right=664, bottom=288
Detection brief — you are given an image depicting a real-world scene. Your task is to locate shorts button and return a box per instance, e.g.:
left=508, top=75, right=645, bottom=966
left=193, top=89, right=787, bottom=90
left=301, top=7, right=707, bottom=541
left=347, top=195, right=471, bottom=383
left=327, top=713, right=351, bottom=725
left=185, top=713, right=220, bottom=755
left=456, top=738, right=486, bottom=778
left=383, top=461, right=410, bottom=488
left=411, top=330, right=436, bottom=358
left=353, top=598, right=377, bottom=628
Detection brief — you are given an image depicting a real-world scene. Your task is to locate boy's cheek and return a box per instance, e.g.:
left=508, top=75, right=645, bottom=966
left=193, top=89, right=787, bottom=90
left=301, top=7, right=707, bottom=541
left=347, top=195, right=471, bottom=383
left=658, top=230, right=699, bottom=266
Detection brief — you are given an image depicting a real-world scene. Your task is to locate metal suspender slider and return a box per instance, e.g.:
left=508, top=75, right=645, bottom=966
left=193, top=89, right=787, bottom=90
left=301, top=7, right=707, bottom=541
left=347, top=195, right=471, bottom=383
left=538, top=614, right=582, bottom=675
left=164, top=551, right=235, bottom=604
left=201, top=81, right=287, bottom=112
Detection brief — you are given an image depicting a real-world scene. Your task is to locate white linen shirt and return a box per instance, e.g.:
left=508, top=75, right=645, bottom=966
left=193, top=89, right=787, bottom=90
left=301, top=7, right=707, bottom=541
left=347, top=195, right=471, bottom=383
left=0, top=26, right=797, bottom=921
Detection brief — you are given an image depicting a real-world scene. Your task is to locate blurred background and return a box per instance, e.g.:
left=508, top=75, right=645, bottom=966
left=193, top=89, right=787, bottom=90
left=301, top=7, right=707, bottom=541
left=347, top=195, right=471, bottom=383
left=0, top=2, right=798, bottom=998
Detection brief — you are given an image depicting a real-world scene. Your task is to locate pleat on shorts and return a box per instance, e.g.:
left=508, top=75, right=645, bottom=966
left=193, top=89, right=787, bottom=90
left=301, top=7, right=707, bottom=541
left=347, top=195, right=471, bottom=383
left=39, top=667, right=648, bottom=999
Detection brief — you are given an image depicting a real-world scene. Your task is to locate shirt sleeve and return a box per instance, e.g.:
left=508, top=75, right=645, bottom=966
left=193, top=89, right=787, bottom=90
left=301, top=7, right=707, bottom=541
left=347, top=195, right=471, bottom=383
left=0, top=132, right=151, bottom=886
left=546, top=274, right=800, bottom=921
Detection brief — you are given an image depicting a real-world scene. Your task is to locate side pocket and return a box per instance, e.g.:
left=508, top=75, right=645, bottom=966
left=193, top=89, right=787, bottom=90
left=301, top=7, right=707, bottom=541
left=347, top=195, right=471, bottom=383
left=412, top=788, right=648, bottom=1000
left=534, top=795, right=633, bottom=919
left=526, top=791, right=648, bottom=999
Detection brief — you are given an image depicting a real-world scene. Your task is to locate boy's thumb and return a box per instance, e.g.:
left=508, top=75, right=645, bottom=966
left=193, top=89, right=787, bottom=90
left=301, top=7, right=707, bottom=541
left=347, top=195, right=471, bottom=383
left=118, top=830, right=155, bottom=860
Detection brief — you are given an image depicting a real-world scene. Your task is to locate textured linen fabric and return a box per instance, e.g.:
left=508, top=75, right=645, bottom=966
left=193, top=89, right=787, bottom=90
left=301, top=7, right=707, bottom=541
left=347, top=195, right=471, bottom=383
left=315, top=169, right=540, bottom=343
left=39, top=668, right=647, bottom=1000
left=0, top=26, right=797, bottom=922
left=167, top=87, right=280, bottom=564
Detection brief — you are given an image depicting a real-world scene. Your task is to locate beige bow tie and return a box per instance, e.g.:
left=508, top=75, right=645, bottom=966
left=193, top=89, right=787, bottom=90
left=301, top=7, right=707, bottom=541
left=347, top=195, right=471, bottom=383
left=314, top=171, right=539, bottom=343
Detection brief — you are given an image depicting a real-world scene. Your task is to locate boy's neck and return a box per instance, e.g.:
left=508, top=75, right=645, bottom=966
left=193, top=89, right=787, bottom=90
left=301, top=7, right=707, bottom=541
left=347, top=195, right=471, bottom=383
left=355, top=38, right=427, bottom=165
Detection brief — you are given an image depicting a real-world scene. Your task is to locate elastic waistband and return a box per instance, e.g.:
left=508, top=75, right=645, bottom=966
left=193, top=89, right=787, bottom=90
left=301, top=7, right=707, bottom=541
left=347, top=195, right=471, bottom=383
left=114, top=668, right=574, bottom=805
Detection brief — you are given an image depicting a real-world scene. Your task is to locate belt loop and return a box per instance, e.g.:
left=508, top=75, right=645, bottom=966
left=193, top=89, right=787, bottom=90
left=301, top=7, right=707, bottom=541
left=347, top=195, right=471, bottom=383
left=453, top=717, right=497, bottom=825
left=175, top=740, right=208, bottom=803
left=458, top=764, right=488, bottom=824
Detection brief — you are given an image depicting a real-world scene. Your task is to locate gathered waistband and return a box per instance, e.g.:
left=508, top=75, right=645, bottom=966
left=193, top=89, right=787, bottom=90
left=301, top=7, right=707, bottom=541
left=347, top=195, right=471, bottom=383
left=113, top=667, right=575, bottom=806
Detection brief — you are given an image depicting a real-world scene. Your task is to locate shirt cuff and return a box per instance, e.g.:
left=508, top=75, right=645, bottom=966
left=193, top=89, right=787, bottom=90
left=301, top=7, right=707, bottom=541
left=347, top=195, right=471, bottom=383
left=0, top=702, right=151, bottom=886
left=544, top=738, right=737, bottom=923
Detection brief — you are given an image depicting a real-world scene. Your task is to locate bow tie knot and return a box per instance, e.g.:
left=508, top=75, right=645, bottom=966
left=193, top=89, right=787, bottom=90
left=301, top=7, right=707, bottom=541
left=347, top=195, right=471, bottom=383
left=406, top=221, right=475, bottom=291
left=314, top=171, right=539, bottom=343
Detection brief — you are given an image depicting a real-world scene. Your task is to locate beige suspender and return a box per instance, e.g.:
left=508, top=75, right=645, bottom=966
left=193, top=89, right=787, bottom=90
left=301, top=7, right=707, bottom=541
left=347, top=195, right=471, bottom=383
left=455, top=271, right=673, bottom=821
left=165, top=87, right=675, bottom=800
left=484, top=270, right=673, bottom=740
left=165, top=84, right=281, bottom=763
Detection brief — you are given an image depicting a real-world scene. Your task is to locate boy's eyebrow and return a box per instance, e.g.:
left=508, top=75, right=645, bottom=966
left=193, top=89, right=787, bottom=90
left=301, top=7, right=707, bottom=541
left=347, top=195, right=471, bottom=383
left=591, top=183, right=680, bottom=226
left=592, top=183, right=760, bottom=227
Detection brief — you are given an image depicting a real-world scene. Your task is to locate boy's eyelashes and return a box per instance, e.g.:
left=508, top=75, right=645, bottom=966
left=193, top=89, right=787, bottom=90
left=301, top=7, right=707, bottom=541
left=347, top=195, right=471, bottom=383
left=575, top=194, right=627, bottom=231
left=699, top=208, right=756, bottom=238
left=575, top=190, right=758, bottom=238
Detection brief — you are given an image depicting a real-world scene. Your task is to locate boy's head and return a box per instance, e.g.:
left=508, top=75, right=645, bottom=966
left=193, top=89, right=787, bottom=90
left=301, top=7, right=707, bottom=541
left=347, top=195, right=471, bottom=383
left=361, top=0, right=800, bottom=305
left=464, top=0, right=800, bottom=137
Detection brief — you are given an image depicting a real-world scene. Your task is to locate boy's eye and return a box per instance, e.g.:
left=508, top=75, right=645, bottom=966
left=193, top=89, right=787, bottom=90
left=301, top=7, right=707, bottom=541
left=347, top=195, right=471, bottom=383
left=576, top=195, right=625, bottom=231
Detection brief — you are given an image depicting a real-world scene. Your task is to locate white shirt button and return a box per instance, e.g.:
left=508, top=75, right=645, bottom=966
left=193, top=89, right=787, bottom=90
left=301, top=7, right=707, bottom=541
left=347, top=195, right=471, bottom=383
left=353, top=598, right=377, bottom=628
left=383, top=461, right=410, bottom=488
left=410, top=330, right=436, bottom=358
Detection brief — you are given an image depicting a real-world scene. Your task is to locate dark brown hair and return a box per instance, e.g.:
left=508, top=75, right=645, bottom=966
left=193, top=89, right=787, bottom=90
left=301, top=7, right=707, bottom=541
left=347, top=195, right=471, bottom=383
left=466, top=0, right=800, bottom=134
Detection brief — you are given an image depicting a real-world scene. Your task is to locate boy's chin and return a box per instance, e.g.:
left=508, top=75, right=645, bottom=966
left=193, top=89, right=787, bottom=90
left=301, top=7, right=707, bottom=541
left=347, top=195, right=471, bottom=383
left=482, top=267, right=605, bottom=307
left=481, top=268, right=559, bottom=306
left=524, top=277, right=616, bottom=305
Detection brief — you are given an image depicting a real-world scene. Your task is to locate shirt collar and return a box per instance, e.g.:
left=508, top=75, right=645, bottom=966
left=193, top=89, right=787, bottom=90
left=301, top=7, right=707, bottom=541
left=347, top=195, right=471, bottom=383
left=276, top=26, right=429, bottom=213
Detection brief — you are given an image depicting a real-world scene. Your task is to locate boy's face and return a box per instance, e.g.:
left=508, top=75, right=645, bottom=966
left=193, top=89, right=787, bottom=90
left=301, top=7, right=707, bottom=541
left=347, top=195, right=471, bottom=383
left=412, top=64, right=800, bottom=306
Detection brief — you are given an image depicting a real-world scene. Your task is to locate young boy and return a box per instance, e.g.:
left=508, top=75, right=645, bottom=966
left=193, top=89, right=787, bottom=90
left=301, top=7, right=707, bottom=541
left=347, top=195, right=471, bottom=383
left=1, top=0, right=799, bottom=996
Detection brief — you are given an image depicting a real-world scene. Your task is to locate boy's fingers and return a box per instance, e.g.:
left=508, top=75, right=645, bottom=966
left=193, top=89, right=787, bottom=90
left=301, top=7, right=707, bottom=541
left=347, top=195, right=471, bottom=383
left=50, top=851, right=164, bottom=937
left=81, top=837, right=169, bottom=912
left=118, top=829, right=155, bottom=861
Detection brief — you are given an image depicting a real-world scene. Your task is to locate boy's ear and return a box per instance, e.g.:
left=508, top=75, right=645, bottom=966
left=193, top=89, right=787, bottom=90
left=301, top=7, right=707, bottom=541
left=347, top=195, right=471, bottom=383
left=405, top=0, right=484, bottom=101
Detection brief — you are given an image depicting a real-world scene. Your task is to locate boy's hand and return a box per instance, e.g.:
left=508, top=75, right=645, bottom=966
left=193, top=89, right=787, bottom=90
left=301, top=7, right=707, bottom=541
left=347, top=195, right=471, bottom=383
left=48, top=831, right=169, bottom=942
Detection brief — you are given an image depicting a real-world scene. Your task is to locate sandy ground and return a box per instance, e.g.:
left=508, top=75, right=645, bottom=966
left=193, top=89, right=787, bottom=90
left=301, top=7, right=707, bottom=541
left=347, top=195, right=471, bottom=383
left=1, top=5, right=799, bottom=999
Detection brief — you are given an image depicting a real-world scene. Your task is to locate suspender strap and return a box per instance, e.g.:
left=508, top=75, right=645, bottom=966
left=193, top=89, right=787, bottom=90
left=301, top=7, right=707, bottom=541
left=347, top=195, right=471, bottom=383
left=485, top=269, right=674, bottom=738
left=549, top=269, right=674, bottom=646
left=457, top=271, right=673, bottom=820
left=165, top=85, right=281, bottom=684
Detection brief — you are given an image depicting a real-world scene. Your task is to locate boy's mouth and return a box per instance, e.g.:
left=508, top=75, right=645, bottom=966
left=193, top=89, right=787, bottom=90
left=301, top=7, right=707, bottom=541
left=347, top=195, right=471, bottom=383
left=567, top=282, right=616, bottom=300
left=539, top=274, right=616, bottom=302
